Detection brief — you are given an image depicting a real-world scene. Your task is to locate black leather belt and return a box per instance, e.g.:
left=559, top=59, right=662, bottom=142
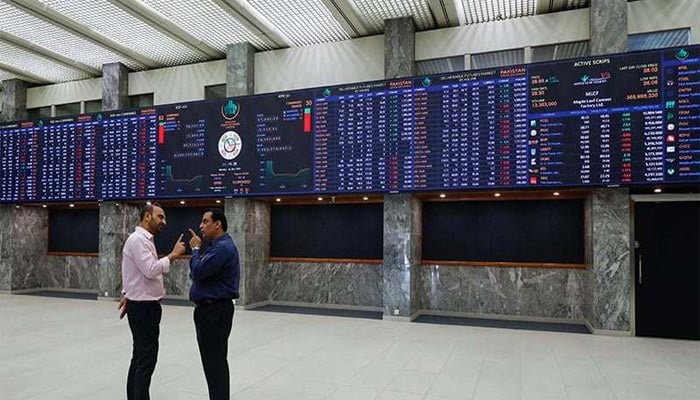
left=195, top=298, right=231, bottom=307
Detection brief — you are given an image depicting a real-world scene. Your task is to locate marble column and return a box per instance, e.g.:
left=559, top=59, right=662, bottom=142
left=102, top=62, right=129, bottom=111
left=226, top=199, right=270, bottom=306
left=224, top=42, right=268, bottom=306
left=1, top=79, right=29, bottom=122
left=383, top=17, right=419, bottom=320
left=590, top=0, right=628, bottom=55
left=588, top=0, right=630, bottom=334
left=98, top=63, right=134, bottom=299
left=590, top=188, right=631, bottom=332
left=384, top=17, right=415, bottom=79
left=0, top=205, right=48, bottom=292
left=0, top=205, right=14, bottom=291
left=98, top=203, right=139, bottom=299
left=383, top=194, right=422, bottom=319
left=226, top=42, right=255, bottom=97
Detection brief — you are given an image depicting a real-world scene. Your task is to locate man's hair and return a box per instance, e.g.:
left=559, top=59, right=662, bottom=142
left=205, top=208, right=227, bottom=232
left=139, top=202, right=161, bottom=221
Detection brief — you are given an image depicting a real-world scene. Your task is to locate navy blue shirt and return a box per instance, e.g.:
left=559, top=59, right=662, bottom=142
left=189, top=233, right=240, bottom=304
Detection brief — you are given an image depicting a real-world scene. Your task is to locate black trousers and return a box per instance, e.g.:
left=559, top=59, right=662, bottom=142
left=194, top=300, right=234, bottom=400
left=126, top=300, right=162, bottom=400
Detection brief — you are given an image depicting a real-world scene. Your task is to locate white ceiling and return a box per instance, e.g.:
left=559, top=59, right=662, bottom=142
left=0, top=0, right=589, bottom=86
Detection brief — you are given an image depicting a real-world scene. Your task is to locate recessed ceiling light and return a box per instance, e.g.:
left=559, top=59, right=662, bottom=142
left=494, top=193, right=501, bottom=197
left=42, top=204, right=47, bottom=208
left=215, top=199, right=222, bottom=204
left=179, top=200, right=186, bottom=205
left=15, top=205, right=19, bottom=209
left=553, top=192, right=560, bottom=196
left=363, top=196, right=369, bottom=201
left=439, top=193, right=446, bottom=198
left=653, top=188, right=662, bottom=193
left=69, top=204, right=75, bottom=208
left=146, top=201, right=151, bottom=205
left=275, top=198, right=281, bottom=202
left=317, top=197, right=323, bottom=201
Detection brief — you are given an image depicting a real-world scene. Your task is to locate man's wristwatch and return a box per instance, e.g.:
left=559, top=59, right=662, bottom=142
left=192, top=246, right=200, bottom=251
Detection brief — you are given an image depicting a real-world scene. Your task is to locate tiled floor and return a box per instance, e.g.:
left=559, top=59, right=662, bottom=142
left=0, top=294, right=698, bottom=400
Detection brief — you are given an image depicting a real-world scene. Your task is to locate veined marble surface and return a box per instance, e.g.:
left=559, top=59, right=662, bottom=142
left=98, top=202, right=139, bottom=297
left=418, top=265, right=589, bottom=320
left=590, top=0, right=627, bottom=55
left=383, top=194, right=421, bottom=316
left=591, top=188, right=631, bottom=331
left=268, top=261, right=382, bottom=307
left=10, top=206, right=48, bottom=291
left=43, top=256, right=98, bottom=290
left=228, top=199, right=269, bottom=305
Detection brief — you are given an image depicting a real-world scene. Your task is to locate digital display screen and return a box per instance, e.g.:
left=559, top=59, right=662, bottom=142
left=0, top=45, right=698, bottom=203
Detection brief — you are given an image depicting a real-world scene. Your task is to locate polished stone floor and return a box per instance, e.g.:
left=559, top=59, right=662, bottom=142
left=0, top=294, right=698, bottom=400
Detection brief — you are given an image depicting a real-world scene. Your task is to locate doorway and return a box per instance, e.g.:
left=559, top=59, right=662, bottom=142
left=634, top=200, right=699, bottom=340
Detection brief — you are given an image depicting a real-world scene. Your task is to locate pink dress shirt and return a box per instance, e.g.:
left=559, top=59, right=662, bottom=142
left=121, top=226, right=170, bottom=301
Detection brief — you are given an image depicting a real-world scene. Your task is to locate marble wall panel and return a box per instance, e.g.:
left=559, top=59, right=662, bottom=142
left=419, top=265, right=589, bottom=320
left=268, top=262, right=382, bottom=307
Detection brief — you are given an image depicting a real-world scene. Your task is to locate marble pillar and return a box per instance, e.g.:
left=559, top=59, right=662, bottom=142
left=226, top=43, right=255, bottom=97
left=98, top=202, right=139, bottom=299
left=227, top=198, right=270, bottom=306
left=383, top=17, right=419, bottom=319
left=162, top=258, right=192, bottom=297
left=585, top=0, right=631, bottom=333
left=102, top=63, right=129, bottom=111
left=383, top=194, right=421, bottom=319
left=0, top=206, right=48, bottom=291
left=384, top=17, right=415, bottom=79
left=1, top=79, right=29, bottom=122
left=590, top=0, right=628, bottom=55
left=0, top=205, right=14, bottom=291
left=591, top=188, right=631, bottom=332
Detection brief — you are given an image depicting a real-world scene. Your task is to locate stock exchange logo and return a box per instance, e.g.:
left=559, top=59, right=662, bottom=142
left=676, top=48, right=689, bottom=61
left=218, top=131, right=242, bottom=160
left=221, top=100, right=240, bottom=120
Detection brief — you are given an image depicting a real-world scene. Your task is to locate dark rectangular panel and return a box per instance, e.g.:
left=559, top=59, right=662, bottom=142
left=48, top=208, right=99, bottom=253
left=422, top=200, right=585, bottom=264
left=270, top=203, right=383, bottom=260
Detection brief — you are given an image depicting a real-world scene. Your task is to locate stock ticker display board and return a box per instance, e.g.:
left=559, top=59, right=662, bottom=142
left=1, top=45, right=698, bottom=203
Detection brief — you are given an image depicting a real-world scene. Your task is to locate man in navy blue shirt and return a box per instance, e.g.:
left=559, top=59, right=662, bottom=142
left=188, top=208, right=239, bottom=400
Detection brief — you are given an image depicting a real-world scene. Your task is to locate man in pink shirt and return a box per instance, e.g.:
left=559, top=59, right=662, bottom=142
left=119, top=203, right=185, bottom=400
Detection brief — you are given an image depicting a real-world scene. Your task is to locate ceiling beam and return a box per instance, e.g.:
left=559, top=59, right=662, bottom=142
left=319, top=0, right=371, bottom=36
left=3, top=0, right=159, bottom=69
left=212, top=0, right=294, bottom=49
left=0, top=31, right=101, bottom=76
left=428, top=0, right=466, bottom=27
left=109, top=0, right=223, bottom=59
left=0, top=63, right=51, bottom=84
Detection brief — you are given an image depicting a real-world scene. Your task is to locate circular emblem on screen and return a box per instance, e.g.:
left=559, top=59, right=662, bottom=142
left=218, top=131, right=242, bottom=160
left=675, top=48, right=689, bottom=61
left=221, top=100, right=240, bottom=120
